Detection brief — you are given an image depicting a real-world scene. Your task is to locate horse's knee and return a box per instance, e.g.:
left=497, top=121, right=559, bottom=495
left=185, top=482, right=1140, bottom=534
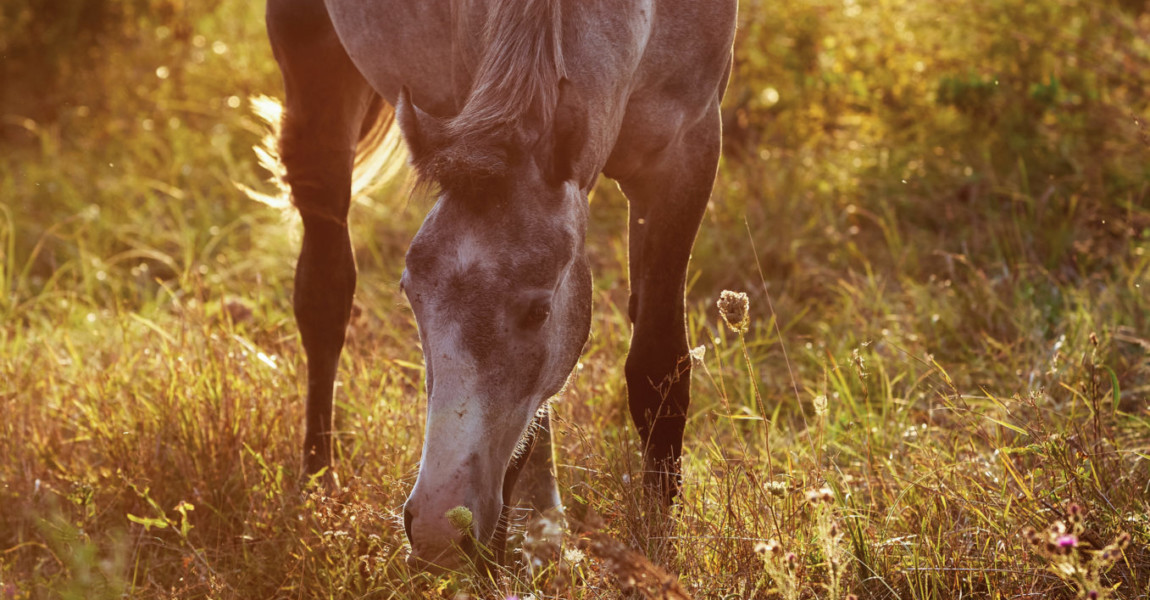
left=625, top=346, right=691, bottom=434
left=294, top=219, right=356, bottom=334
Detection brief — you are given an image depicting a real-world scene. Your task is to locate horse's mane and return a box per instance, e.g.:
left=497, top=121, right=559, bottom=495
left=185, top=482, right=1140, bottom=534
left=405, top=0, right=567, bottom=191
left=448, top=0, right=566, bottom=141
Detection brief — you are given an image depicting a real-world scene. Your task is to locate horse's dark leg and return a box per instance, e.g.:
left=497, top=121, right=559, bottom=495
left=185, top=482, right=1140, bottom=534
left=617, top=109, right=722, bottom=507
left=267, top=0, right=377, bottom=487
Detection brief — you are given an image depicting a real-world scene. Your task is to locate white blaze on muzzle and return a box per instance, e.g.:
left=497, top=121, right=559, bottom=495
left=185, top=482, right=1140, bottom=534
left=404, top=313, right=535, bottom=564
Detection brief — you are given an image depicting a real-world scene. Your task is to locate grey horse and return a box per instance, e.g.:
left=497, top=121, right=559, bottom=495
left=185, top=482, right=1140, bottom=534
left=265, top=0, right=736, bottom=569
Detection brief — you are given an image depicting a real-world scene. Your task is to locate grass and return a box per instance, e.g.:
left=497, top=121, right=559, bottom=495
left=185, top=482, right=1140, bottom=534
left=2, top=0, right=1149, bottom=598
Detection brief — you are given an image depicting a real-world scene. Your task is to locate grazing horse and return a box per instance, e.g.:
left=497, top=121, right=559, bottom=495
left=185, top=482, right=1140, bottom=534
left=266, top=0, right=736, bottom=568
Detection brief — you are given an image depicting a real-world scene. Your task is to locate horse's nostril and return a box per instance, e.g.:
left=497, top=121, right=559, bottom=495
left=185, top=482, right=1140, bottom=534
left=403, top=506, right=414, bottom=543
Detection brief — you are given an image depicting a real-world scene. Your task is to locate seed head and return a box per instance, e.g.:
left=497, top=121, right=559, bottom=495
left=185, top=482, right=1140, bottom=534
left=755, top=539, right=782, bottom=556
left=804, top=486, right=835, bottom=505
left=785, top=552, right=798, bottom=569
left=812, top=394, right=829, bottom=416
left=445, top=506, right=473, bottom=532
left=717, top=290, right=750, bottom=334
left=764, top=481, right=787, bottom=497
left=688, top=345, right=706, bottom=367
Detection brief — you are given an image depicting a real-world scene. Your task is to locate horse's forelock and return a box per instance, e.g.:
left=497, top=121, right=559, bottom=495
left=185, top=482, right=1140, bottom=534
left=419, top=132, right=513, bottom=194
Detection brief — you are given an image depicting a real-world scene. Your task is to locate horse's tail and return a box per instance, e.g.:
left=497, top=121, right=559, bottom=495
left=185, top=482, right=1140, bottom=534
left=350, top=93, right=407, bottom=200
left=238, top=93, right=407, bottom=210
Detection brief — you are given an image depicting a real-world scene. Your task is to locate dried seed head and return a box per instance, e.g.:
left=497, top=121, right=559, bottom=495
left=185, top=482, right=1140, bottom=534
left=805, top=486, right=835, bottom=505
left=688, top=345, right=706, bottom=367
left=1066, top=503, right=1083, bottom=523
left=785, top=552, right=798, bottom=568
left=1022, top=527, right=1042, bottom=546
left=445, top=506, right=473, bottom=532
left=764, top=481, right=787, bottom=497
left=1114, top=531, right=1131, bottom=550
left=1086, top=590, right=1099, bottom=600
left=717, top=290, right=750, bottom=334
left=812, top=394, right=829, bottom=416
left=755, top=540, right=781, bottom=556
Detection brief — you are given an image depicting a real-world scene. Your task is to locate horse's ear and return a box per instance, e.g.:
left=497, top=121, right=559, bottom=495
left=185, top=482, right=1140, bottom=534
left=396, top=86, right=446, bottom=179
left=547, top=78, right=587, bottom=185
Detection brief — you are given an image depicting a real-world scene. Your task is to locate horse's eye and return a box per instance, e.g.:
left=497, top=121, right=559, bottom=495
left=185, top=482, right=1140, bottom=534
left=518, top=295, right=552, bottom=330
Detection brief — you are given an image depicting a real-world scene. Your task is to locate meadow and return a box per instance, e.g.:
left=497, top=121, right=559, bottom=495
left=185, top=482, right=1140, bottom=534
left=2, top=0, right=1149, bottom=598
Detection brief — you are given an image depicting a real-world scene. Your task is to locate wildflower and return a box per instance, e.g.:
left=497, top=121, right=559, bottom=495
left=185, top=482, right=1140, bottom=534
left=717, top=290, right=750, bottom=333
left=764, top=481, right=787, bottom=497
left=785, top=552, right=798, bottom=569
left=1056, top=535, right=1077, bottom=554
left=563, top=548, right=586, bottom=564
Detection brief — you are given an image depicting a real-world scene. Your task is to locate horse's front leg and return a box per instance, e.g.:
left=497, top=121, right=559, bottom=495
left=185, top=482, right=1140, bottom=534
left=268, top=0, right=378, bottom=488
left=617, top=108, right=723, bottom=507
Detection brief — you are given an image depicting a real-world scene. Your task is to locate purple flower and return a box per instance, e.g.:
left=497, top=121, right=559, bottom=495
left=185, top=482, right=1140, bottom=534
left=1057, top=535, right=1077, bottom=548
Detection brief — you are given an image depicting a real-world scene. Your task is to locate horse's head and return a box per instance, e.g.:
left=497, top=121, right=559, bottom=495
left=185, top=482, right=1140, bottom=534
left=394, top=86, right=590, bottom=568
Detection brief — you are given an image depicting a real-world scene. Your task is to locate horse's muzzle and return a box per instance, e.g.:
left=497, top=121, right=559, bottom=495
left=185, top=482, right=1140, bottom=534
left=403, top=503, right=482, bottom=572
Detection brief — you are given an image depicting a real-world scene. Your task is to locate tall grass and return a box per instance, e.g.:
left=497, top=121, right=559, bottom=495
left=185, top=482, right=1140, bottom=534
left=2, top=0, right=1149, bottom=598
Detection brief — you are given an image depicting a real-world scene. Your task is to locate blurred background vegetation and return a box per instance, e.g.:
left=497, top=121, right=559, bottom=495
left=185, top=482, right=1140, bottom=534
left=2, top=0, right=1149, bottom=597
left=3, top=0, right=1147, bottom=339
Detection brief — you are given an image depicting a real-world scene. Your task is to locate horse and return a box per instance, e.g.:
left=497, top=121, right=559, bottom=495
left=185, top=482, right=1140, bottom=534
left=264, top=0, right=736, bottom=569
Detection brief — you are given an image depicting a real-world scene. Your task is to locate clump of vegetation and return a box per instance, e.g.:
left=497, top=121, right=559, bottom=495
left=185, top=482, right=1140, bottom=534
left=2, top=0, right=1148, bottom=598
left=1022, top=504, right=1134, bottom=599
